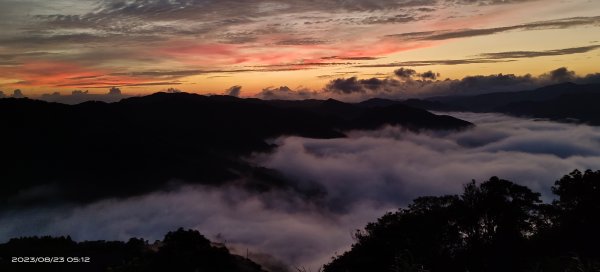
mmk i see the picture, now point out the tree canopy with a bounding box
[324,170,600,272]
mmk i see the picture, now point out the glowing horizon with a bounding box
[0,0,599,98]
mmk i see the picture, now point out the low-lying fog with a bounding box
[3,112,600,271]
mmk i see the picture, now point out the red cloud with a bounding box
[158,37,436,68]
[1,37,437,90]
[3,61,156,88]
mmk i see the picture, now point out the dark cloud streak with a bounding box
[356,59,514,68]
[478,45,600,59]
[356,45,600,68]
[388,16,600,41]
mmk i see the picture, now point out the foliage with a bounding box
[324,170,600,272]
[0,228,265,272]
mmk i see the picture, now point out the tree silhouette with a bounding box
[0,228,266,272]
[550,170,600,260]
[324,171,600,272]
[2,170,600,272]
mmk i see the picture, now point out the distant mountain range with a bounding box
[402,82,600,125]
[0,93,471,208]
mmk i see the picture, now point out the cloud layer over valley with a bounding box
[2,112,600,270]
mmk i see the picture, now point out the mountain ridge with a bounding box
[0,93,472,208]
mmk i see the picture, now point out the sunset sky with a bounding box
[1,0,599,97]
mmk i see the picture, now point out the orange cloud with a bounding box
[3,61,160,88]
[158,37,437,68]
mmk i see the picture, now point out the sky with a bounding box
[3,112,600,271]
[0,0,599,97]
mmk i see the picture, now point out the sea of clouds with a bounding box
[2,112,600,271]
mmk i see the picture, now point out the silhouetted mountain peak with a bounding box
[534,81,578,91]
[357,98,401,108]
[324,97,342,103]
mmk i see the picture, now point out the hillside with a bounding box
[0,228,266,272]
[0,93,472,208]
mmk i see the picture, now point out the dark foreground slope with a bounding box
[0,228,265,272]
[2,170,599,272]
[0,93,471,207]
[324,169,600,272]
